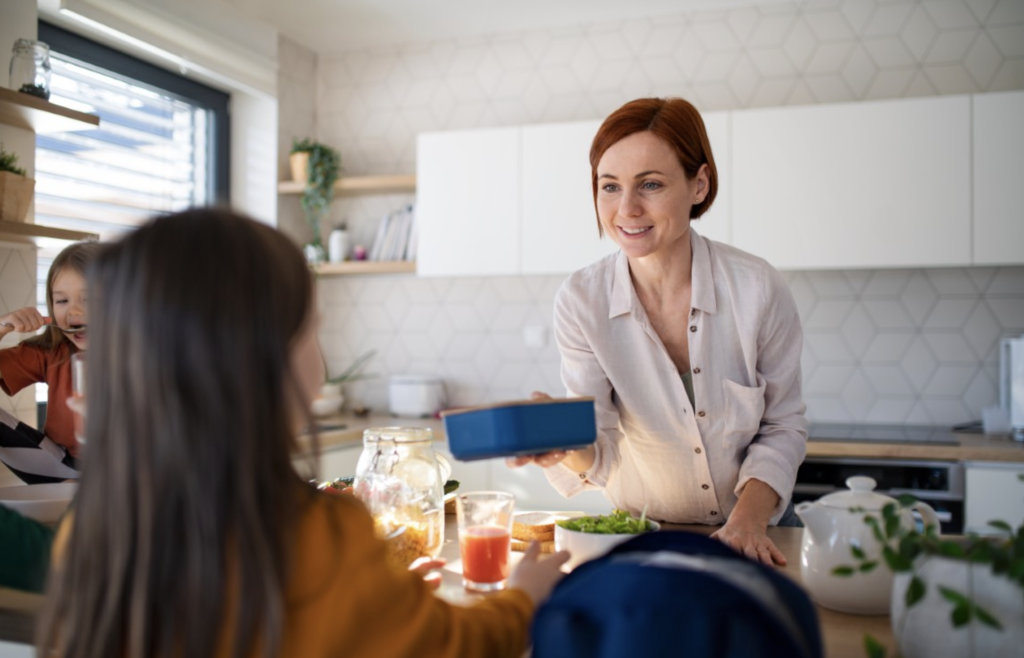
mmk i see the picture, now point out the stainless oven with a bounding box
[793,457,965,534]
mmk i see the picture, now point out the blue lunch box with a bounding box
[441,397,596,461]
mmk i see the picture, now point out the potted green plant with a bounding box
[290,137,341,264]
[0,143,34,223]
[834,476,1024,658]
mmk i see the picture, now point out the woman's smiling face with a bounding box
[52,268,88,350]
[596,131,708,260]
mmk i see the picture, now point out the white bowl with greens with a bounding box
[554,510,660,570]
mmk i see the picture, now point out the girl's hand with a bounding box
[0,308,49,335]
[409,556,446,590]
[508,541,570,605]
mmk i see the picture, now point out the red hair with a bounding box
[590,97,718,235]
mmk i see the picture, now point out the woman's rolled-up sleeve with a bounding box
[544,282,623,497]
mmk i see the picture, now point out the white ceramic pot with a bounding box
[795,476,940,615]
[891,556,1024,658]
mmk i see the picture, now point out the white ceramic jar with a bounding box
[795,476,940,615]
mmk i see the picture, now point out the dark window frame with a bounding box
[38,21,231,204]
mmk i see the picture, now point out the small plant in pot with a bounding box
[0,143,35,223]
[313,350,377,417]
[290,137,341,265]
[834,475,1024,658]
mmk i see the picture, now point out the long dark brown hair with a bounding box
[37,208,318,658]
[23,241,103,353]
[589,97,719,235]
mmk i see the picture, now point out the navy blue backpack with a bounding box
[531,531,823,658]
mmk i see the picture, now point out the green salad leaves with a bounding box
[556,509,654,535]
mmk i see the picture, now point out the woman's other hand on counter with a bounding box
[711,521,787,567]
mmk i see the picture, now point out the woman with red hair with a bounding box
[512,98,807,567]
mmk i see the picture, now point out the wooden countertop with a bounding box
[437,517,894,658]
[311,412,1024,463]
[807,430,1024,462]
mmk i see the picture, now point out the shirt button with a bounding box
[694,447,702,454]
[690,309,696,316]
[710,510,718,516]
[693,367,701,374]
[698,411,706,418]
[701,484,709,490]
[578,472,587,480]
[689,326,697,333]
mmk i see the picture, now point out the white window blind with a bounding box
[35,50,212,245]
[32,28,226,403]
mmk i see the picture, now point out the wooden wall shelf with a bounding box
[314,260,416,276]
[278,174,416,197]
[0,220,98,244]
[0,87,100,134]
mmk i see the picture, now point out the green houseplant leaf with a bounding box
[290,137,341,255]
[0,144,28,177]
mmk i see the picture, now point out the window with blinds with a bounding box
[32,22,229,406]
[34,21,229,305]
[35,54,211,240]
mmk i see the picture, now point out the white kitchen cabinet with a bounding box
[304,443,363,482]
[520,120,614,275]
[434,444,492,493]
[964,461,1024,535]
[973,90,1024,266]
[732,95,971,270]
[416,127,520,277]
[489,462,613,514]
[690,110,731,245]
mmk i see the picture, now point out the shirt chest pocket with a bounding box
[720,378,767,442]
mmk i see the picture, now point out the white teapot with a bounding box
[795,475,940,615]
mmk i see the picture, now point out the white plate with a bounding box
[0,482,77,524]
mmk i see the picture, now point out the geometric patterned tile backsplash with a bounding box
[319,265,1024,426]
[278,0,1024,427]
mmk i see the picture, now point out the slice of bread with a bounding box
[513,512,559,541]
[511,539,555,554]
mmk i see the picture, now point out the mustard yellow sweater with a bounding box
[54,493,534,657]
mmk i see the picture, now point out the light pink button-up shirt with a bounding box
[545,229,807,525]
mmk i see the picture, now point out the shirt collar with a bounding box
[607,228,719,320]
[690,229,718,315]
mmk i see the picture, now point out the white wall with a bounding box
[282,0,1024,426]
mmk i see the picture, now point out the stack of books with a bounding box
[369,204,417,262]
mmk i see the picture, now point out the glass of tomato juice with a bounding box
[456,491,515,592]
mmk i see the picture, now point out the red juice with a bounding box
[460,525,511,586]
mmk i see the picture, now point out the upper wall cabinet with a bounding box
[973,90,1024,266]
[690,110,731,245]
[731,95,971,270]
[419,112,732,278]
[520,120,613,275]
[416,127,520,277]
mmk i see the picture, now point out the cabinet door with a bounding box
[304,444,363,482]
[973,91,1024,266]
[489,462,613,514]
[732,96,971,269]
[691,110,731,245]
[964,462,1024,534]
[521,120,614,275]
[416,127,520,276]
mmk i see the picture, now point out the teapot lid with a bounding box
[818,476,894,510]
